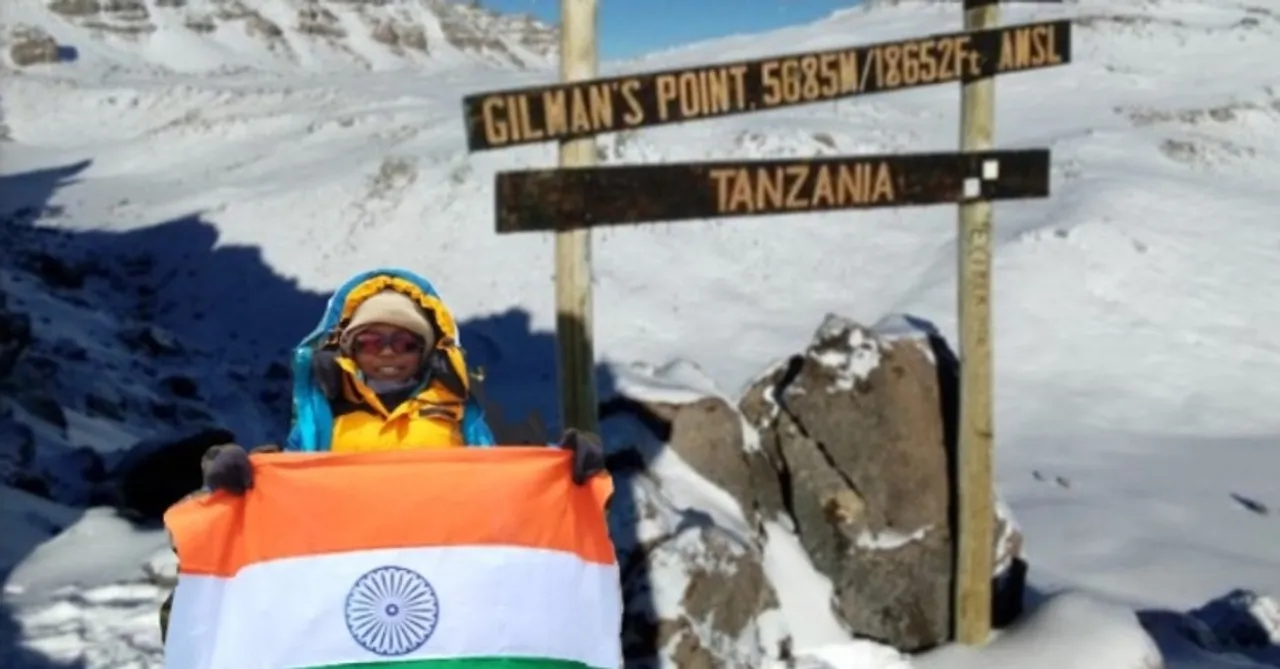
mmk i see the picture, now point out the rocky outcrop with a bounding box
[50,0,157,37]
[37,0,558,70]
[0,290,33,378]
[614,313,1027,655]
[0,210,290,515]
[604,417,786,667]
[739,314,956,650]
[6,25,61,67]
[108,427,234,521]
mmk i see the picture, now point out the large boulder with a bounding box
[739,314,953,650]
[628,314,1025,653]
[6,25,61,67]
[106,428,235,521]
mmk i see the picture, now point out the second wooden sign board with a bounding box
[463,19,1071,151]
[494,149,1051,232]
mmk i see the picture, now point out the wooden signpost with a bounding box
[461,0,1070,647]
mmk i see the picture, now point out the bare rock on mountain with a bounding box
[370,19,428,52]
[50,0,156,38]
[605,417,785,668]
[33,0,556,70]
[6,25,61,67]
[616,313,1028,653]
[108,427,236,521]
[740,314,952,650]
[0,290,33,377]
[737,314,1025,651]
[296,4,345,38]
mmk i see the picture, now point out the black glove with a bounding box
[201,444,253,495]
[560,428,605,485]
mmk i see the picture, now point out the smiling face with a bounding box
[348,324,426,384]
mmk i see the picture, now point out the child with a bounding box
[159,268,603,641]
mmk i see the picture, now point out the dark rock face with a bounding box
[0,290,32,378]
[739,315,953,650]
[109,428,235,521]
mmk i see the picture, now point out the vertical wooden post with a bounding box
[555,0,600,434]
[954,0,998,646]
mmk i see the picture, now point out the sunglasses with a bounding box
[350,330,425,355]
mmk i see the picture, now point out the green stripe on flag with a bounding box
[318,658,602,669]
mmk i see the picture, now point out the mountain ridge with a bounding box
[2,0,559,73]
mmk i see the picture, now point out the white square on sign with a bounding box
[982,159,999,180]
[963,177,980,198]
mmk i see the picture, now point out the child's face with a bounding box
[349,324,425,384]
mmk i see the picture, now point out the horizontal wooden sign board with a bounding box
[463,19,1071,151]
[494,148,1051,233]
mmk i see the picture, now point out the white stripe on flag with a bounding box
[164,545,622,669]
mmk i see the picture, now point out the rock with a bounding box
[149,400,181,422]
[1185,589,1280,651]
[369,20,428,51]
[725,313,1024,650]
[7,25,60,67]
[626,524,783,667]
[142,546,178,587]
[679,528,780,642]
[40,445,107,504]
[109,428,235,521]
[604,314,1027,653]
[0,290,32,378]
[604,421,784,668]
[48,0,100,17]
[15,394,68,433]
[84,384,128,421]
[0,413,36,487]
[655,397,763,519]
[48,0,155,37]
[19,250,87,289]
[119,324,181,356]
[742,315,956,650]
[296,5,345,38]
[161,374,199,399]
[51,337,89,362]
[264,361,290,380]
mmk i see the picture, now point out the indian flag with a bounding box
[163,447,622,669]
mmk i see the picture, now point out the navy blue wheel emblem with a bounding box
[344,566,440,656]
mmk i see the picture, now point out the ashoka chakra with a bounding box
[344,565,440,656]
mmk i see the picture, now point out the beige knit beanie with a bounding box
[340,290,436,350]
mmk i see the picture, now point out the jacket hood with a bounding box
[302,269,462,349]
[292,268,472,397]
[287,268,497,451]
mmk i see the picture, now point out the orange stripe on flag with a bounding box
[163,447,615,577]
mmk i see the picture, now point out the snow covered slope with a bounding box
[1,0,557,73]
[3,0,1280,667]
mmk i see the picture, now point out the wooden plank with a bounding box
[462,19,1071,151]
[554,0,600,435]
[494,149,1050,233]
[954,0,999,647]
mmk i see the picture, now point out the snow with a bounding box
[915,592,1163,669]
[855,526,933,551]
[808,316,884,392]
[760,521,852,649]
[4,0,1280,667]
